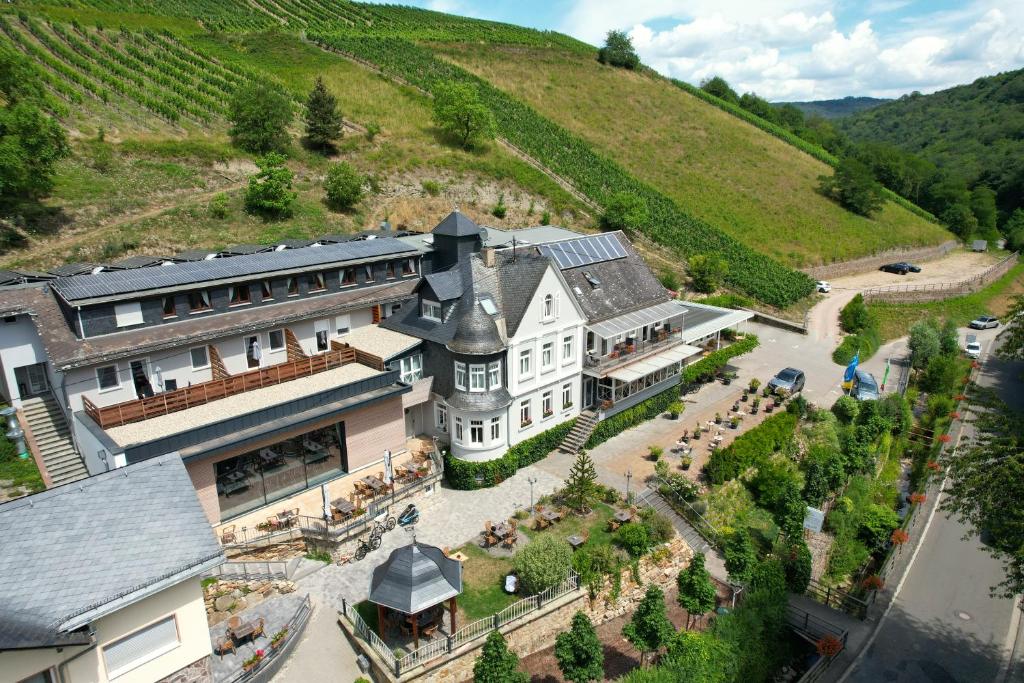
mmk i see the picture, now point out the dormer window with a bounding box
[229,284,251,306]
[162,296,176,319]
[310,272,326,292]
[542,293,555,320]
[341,267,356,286]
[261,280,274,301]
[364,265,375,283]
[402,258,416,276]
[188,290,211,313]
[386,262,396,279]
[422,300,442,321]
[286,277,299,296]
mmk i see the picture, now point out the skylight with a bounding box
[479,296,498,315]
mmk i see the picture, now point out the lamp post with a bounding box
[527,477,537,512]
[626,469,632,503]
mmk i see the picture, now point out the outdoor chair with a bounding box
[422,622,439,638]
[226,616,242,634]
[216,637,236,659]
[220,525,236,544]
[253,617,265,639]
[267,516,281,531]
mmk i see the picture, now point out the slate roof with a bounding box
[423,270,464,302]
[558,232,670,323]
[0,279,417,370]
[432,210,481,237]
[369,543,462,615]
[446,386,513,412]
[447,298,505,355]
[0,454,224,649]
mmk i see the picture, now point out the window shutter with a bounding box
[103,616,178,677]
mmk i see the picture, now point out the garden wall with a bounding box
[802,240,958,280]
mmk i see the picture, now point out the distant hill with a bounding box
[778,96,890,119]
[837,68,1024,219]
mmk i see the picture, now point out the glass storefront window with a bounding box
[215,421,347,520]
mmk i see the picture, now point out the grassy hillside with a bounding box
[839,69,1024,219]
[436,45,951,268]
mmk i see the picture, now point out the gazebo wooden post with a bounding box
[377,604,386,639]
[449,597,457,634]
[412,611,419,649]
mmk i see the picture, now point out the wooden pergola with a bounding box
[368,542,463,649]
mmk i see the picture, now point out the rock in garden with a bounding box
[214,595,234,612]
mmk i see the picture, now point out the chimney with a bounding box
[481,246,496,268]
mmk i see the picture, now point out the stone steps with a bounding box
[21,395,88,487]
[559,410,599,454]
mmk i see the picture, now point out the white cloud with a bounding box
[560,0,1024,100]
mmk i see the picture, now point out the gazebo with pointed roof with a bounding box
[368,542,463,648]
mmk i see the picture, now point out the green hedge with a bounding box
[705,412,798,484]
[444,418,576,490]
[585,386,679,449]
[682,335,760,384]
[831,325,881,365]
[670,79,938,224]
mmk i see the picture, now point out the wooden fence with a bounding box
[802,240,958,280]
[862,252,1018,303]
[84,347,357,429]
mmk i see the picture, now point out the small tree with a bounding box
[622,585,674,666]
[784,540,813,593]
[600,191,648,233]
[616,522,652,557]
[473,630,529,683]
[723,528,757,583]
[687,254,728,293]
[244,153,296,217]
[555,611,604,683]
[700,75,739,104]
[839,294,871,333]
[564,450,599,513]
[818,156,884,217]
[229,82,293,154]
[677,553,716,629]
[323,161,364,211]
[908,319,941,369]
[597,30,640,69]
[304,76,343,151]
[941,203,979,240]
[513,534,572,594]
[432,80,495,149]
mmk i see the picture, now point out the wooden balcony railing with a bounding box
[84,347,358,430]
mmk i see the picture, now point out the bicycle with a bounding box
[354,533,382,561]
[369,513,397,541]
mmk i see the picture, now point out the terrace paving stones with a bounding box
[208,592,306,682]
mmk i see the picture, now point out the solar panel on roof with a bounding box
[53,238,417,302]
[537,234,627,269]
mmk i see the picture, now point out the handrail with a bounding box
[584,331,685,372]
[85,347,358,429]
[650,475,721,548]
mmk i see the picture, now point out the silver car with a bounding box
[852,369,879,401]
[768,367,805,394]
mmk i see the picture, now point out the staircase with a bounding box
[636,486,712,556]
[559,410,599,454]
[21,395,88,487]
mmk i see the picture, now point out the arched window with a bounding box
[543,294,554,319]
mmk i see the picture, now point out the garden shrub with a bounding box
[801,445,846,506]
[832,325,881,365]
[514,534,573,594]
[444,419,575,489]
[705,412,798,484]
[723,528,758,582]
[859,504,900,552]
[681,335,759,384]
[920,354,961,395]
[616,523,652,557]
[585,388,676,448]
[783,540,813,593]
[644,513,675,544]
[831,395,859,424]
[839,294,872,334]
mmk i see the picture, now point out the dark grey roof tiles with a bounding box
[447,298,505,355]
[432,210,480,237]
[0,454,224,649]
[369,543,462,614]
[445,386,513,412]
[424,270,464,302]
[493,251,550,337]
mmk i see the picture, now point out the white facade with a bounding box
[0,314,50,408]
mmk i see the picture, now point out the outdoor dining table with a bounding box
[361,476,387,495]
[277,510,296,526]
[540,510,562,524]
[229,620,259,644]
[332,498,355,516]
[492,523,513,539]
[567,534,586,550]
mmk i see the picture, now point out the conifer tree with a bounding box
[564,450,598,513]
[555,611,604,683]
[473,630,528,683]
[304,76,343,151]
[676,553,717,629]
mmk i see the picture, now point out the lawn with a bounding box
[0,421,44,498]
[869,262,1024,340]
[438,44,952,268]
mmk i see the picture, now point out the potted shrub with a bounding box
[774,395,783,407]
[715,412,722,424]
[692,424,701,440]
[765,401,774,413]
[667,401,683,419]
[751,397,760,414]
[648,445,663,461]
[243,650,265,672]
[762,385,771,398]
[721,372,732,385]
[730,416,740,429]
[741,390,748,402]
[731,401,740,412]
[680,456,692,470]
[270,628,288,650]
[749,378,761,394]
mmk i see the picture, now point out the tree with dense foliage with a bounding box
[597,30,640,69]
[750,459,806,537]
[677,553,717,628]
[1004,209,1024,251]
[941,203,979,240]
[700,76,738,104]
[662,630,734,683]
[323,161,364,210]
[616,521,652,557]
[622,585,674,666]
[818,156,884,217]
[229,82,293,154]
[244,153,296,217]
[513,534,572,594]
[723,528,758,583]
[473,630,529,683]
[0,47,69,206]
[555,611,604,683]
[997,295,1024,361]
[839,294,871,333]
[831,395,860,424]
[784,540,813,593]
[943,392,1024,598]
[908,319,942,369]
[564,451,598,513]
[431,80,495,149]
[970,186,999,237]
[687,254,728,293]
[304,76,343,150]
[600,191,648,233]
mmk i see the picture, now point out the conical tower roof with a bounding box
[446,297,504,355]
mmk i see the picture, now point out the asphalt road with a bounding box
[843,328,1022,683]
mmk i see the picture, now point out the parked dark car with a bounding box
[880,262,921,275]
[969,315,1000,330]
[852,369,879,401]
[767,367,805,394]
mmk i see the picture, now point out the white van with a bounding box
[965,334,981,359]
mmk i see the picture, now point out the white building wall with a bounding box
[0,314,48,407]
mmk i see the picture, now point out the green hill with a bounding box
[838,69,1024,220]
[0,0,949,307]
[778,96,890,119]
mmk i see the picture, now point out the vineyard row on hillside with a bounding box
[310,32,816,307]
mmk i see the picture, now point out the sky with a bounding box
[388,0,1024,101]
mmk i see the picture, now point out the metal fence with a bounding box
[804,579,870,620]
[801,240,958,280]
[862,252,1018,303]
[786,603,849,683]
[342,570,581,677]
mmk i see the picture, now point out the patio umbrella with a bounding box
[322,483,331,521]
[383,449,393,485]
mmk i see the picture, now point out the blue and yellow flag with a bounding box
[842,352,859,390]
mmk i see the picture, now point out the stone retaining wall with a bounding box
[157,656,212,683]
[801,240,958,280]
